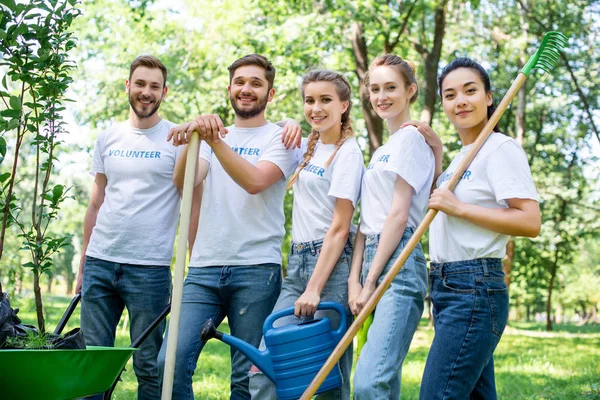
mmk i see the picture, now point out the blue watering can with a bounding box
[200,301,348,400]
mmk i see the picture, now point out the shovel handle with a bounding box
[161,132,201,400]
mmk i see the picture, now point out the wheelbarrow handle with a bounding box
[103,303,171,400]
[130,303,171,349]
[53,293,82,335]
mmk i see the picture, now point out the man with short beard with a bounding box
[157,54,299,400]
[76,55,182,400]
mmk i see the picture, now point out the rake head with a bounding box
[521,31,568,76]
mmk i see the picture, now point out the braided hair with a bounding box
[287,70,355,190]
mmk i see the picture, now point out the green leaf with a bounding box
[1,74,7,90]
[6,118,18,131]
[52,184,64,201]
[0,136,5,158]
[0,172,10,183]
[0,109,20,118]
[9,95,21,110]
[0,0,16,11]
[23,13,41,20]
[22,262,36,269]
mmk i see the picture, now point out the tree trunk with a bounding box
[502,239,514,290]
[419,0,448,125]
[515,297,521,322]
[526,304,531,322]
[516,0,529,145]
[46,275,53,294]
[545,151,576,331]
[426,292,433,327]
[16,268,23,294]
[577,302,589,326]
[546,252,560,331]
[65,265,75,295]
[502,1,529,295]
[33,269,46,333]
[351,22,384,157]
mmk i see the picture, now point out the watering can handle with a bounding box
[263,301,348,342]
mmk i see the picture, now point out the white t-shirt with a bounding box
[189,122,298,267]
[291,138,364,243]
[360,126,434,235]
[86,119,182,265]
[430,132,538,263]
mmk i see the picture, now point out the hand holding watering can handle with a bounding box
[263,301,348,342]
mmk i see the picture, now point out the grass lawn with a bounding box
[10,295,600,399]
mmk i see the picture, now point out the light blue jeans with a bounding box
[353,228,428,400]
[80,256,171,400]
[249,238,354,400]
[157,264,282,400]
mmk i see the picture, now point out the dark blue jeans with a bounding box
[157,264,282,400]
[420,258,509,400]
[80,256,171,400]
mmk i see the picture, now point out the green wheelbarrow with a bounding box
[0,294,170,400]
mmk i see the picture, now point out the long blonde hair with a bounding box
[287,70,355,189]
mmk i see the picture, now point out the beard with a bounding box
[229,92,269,119]
[129,93,162,119]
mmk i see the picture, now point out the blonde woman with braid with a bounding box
[249,70,364,400]
[348,55,436,399]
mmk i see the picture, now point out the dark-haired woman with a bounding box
[418,58,541,399]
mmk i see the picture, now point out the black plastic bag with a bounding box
[0,292,85,349]
[49,328,86,349]
[0,291,28,347]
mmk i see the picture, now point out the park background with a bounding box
[0,0,599,398]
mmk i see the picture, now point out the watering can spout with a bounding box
[200,319,276,382]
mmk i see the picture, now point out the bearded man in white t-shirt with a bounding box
[157,54,298,400]
[76,55,184,400]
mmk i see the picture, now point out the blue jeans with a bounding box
[248,238,354,400]
[420,258,509,400]
[157,264,282,400]
[353,228,428,400]
[80,256,171,400]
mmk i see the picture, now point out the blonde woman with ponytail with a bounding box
[249,70,364,400]
[348,55,437,399]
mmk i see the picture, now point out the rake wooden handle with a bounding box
[161,132,200,400]
[300,73,527,399]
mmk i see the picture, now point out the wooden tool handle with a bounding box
[161,132,200,400]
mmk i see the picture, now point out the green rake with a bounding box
[300,31,568,400]
[522,31,567,75]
